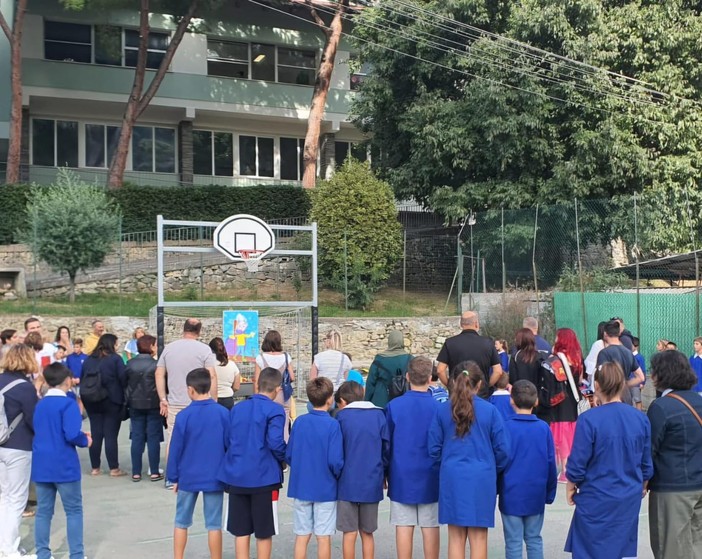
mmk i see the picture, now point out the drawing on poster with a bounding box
[223,311,259,363]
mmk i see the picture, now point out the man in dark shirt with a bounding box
[436,311,501,396]
[611,317,635,351]
[523,316,552,353]
[596,320,645,405]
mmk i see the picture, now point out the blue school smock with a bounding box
[167,399,229,492]
[428,397,509,527]
[488,391,516,421]
[32,390,88,483]
[564,403,653,559]
[499,350,509,372]
[386,390,439,504]
[286,409,344,502]
[498,414,557,517]
[217,394,286,489]
[690,354,702,392]
[336,402,389,503]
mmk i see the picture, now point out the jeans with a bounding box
[501,512,545,559]
[0,448,32,555]
[35,481,84,559]
[86,399,122,470]
[129,408,163,476]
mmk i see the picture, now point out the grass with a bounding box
[3,288,453,317]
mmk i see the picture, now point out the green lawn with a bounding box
[3,288,452,317]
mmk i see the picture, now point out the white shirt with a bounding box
[215,361,240,399]
[313,350,352,391]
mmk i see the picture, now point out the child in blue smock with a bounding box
[428,361,509,559]
[217,367,287,559]
[489,373,516,420]
[167,368,229,559]
[564,362,653,559]
[31,363,91,559]
[498,380,557,559]
[386,356,440,559]
[286,377,344,559]
[336,380,389,559]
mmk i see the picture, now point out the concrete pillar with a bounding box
[19,107,29,183]
[178,120,193,185]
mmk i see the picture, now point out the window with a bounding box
[32,119,78,167]
[85,124,121,168]
[280,137,305,180]
[132,126,176,173]
[193,130,233,176]
[277,47,316,85]
[95,25,122,66]
[335,141,368,166]
[251,43,275,81]
[239,136,274,177]
[207,40,249,79]
[44,21,91,63]
[124,29,169,69]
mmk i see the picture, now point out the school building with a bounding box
[0,0,367,186]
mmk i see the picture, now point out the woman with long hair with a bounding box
[0,345,39,558]
[254,330,295,440]
[583,321,607,386]
[81,333,127,477]
[565,362,653,558]
[124,327,145,361]
[429,361,509,559]
[209,336,240,410]
[310,330,352,393]
[551,328,584,482]
[54,325,72,354]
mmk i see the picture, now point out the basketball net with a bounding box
[239,250,264,273]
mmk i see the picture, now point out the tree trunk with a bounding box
[302,0,348,189]
[0,0,28,184]
[68,272,76,303]
[106,0,200,188]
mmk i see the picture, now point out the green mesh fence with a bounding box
[554,292,702,364]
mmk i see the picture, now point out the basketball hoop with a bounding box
[239,249,264,273]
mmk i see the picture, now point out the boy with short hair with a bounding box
[498,380,557,559]
[689,336,702,395]
[167,368,229,559]
[336,380,389,559]
[65,339,87,380]
[632,337,647,410]
[31,363,91,559]
[286,377,344,559]
[218,367,286,559]
[385,356,440,559]
[489,373,515,420]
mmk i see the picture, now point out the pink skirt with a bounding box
[550,421,577,464]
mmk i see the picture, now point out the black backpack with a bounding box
[80,358,108,403]
[380,354,413,401]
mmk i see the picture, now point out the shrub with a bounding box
[0,184,34,244]
[556,266,632,292]
[310,160,402,309]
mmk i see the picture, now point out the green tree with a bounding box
[22,169,122,302]
[310,160,402,308]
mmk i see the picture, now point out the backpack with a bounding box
[80,358,108,404]
[0,379,27,445]
[538,354,569,408]
[261,353,294,401]
[380,354,413,401]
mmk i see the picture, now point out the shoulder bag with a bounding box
[665,393,702,427]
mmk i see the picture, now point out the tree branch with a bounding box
[137,0,200,116]
[0,9,11,42]
[305,0,330,36]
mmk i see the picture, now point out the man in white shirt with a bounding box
[24,317,56,366]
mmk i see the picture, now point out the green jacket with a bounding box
[364,353,413,409]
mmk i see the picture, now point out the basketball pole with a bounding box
[157,214,165,355]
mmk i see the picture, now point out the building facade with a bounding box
[0,0,366,185]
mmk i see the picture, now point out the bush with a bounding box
[556,266,632,292]
[0,183,311,243]
[310,160,402,309]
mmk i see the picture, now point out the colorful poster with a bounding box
[223,310,259,363]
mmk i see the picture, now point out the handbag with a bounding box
[559,352,591,416]
[665,393,702,427]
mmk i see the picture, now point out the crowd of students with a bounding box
[1,315,702,559]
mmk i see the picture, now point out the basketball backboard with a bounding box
[213,214,276,261]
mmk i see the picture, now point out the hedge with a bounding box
[1,184,311,244]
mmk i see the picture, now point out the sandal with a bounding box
[109,469,127,477]
[90,469,101,476]
[132,475,142,482]
[150,473,164,482]
[22,509,36,518]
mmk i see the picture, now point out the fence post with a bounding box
[344,230,348,313]
[118,218,123,315]
[501,207,506,305]
[684,187,700,336]
[457,237,464,313]
[402,228,407,300]
[634,193,641,340]
[575,198,588,347]
[532,205,540,316]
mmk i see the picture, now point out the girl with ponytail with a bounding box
[429,361,510,559]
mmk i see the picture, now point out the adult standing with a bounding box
[155,319,216,487]
[124,334,163,482]
[436,312,501,397]
[611,317,635,351]
[647,350,702,559]
[596,320,645,405]
[81,333,127,477]
[365,330,413,409]
[254,330,295,440]
[0,329,19,360]
[82,320,105,356]
[54,326,73,354]
[310,330,351,393]
[522,317,551,353]
[24,317,56,368]
[583,322,606,387]
[508,329,547,421]
[124,327,145,361]
[209,337,240,410]
[564,362,653,559]
[0,345,39,559]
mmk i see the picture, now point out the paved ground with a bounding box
[18,408,656,559]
